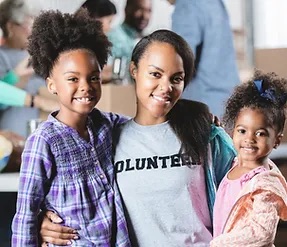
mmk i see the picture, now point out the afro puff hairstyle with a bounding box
[27,9,112,79]
[223,69,287,135]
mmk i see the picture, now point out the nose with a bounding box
[79,79,92,92]
[142,10,151,21]
[159,79,172,93]
[244,132,255,144]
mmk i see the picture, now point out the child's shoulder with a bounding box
[90,108,129,126]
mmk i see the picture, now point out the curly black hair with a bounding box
[223,69,287,135]
[27,9,112,79]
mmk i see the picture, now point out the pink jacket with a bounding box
[210,160,287,247]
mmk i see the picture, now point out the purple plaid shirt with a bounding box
[12,109,131,246]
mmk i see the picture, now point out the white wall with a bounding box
[2,0,286,49]
[253,0,287,48]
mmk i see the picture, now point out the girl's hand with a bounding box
[40,211,78,246]
[211,114,221,127]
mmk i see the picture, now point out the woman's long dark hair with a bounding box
[168,99,212,165]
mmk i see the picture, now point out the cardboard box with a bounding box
[255,48,287,142]
[96,83,136,117]
[38,84,136,119]
[255,48,287,78]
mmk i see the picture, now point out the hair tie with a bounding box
[254,79,287,106]
[254,79,276,103]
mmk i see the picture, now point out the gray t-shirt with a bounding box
[0,47,45,137]
[114,120,212,247]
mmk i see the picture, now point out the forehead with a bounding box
[138,42,184,70]
[131,0,151,9]
[53,49,99,69]
[142,42,178,59]
[236,108,269,126]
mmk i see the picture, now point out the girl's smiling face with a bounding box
[131,42,185,125]
[232,107,282,166]
[47,48,102,125]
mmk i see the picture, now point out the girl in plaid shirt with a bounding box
[11,10,130,247]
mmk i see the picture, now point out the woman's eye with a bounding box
[150,72,161,78]
[173,77,184,84]
[91,76,101,82]
[67,77,78,82]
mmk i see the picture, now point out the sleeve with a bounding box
[205,125,236,221]
[1,70,19,85]
[105,111,130,128]
[210,125,236,185]
[0,50,10,78]
[0,81,26,106]
[171,0,205,58]
[11,133,53,246]
[210,190,282,247]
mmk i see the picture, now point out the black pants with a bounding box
[0,192,17,247]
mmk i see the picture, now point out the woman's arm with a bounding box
[0,81,27,106]
[0,80,59,111]
[40,211,78,246]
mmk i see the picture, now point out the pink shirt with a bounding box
[213,161,267,237]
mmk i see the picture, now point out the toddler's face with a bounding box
[47,48,102,122]
[232,107,281,165]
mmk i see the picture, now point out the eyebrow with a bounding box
[236,124,269,131]
[148,65,184,75]
[148,65,164,72]
[63,70,100,75]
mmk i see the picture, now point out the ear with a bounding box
[274,133,283,149]
[46,77,57,95]
[129,62,137,80]
[6,21,14,38]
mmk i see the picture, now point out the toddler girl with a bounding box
[211,70,287,246]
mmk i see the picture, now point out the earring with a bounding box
[8,31,13,38]
[274,144,279,149]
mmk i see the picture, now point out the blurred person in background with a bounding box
[79,0,117,34]
[77,0,117,83]
[108,0,152,61]
[0,0,58,138]
[168,0,240,118]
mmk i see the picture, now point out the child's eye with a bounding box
[256,131,267,137]
[237,129,246,134]
[90,76,101,82]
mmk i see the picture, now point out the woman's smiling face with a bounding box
[131,41,185,125]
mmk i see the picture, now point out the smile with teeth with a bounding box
[152,94,171,103]
[241,146,257,152]
[74,97,94,103]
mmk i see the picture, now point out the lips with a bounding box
[152,94,171,104]
[74,97,94,103]
[240,146,257,153]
